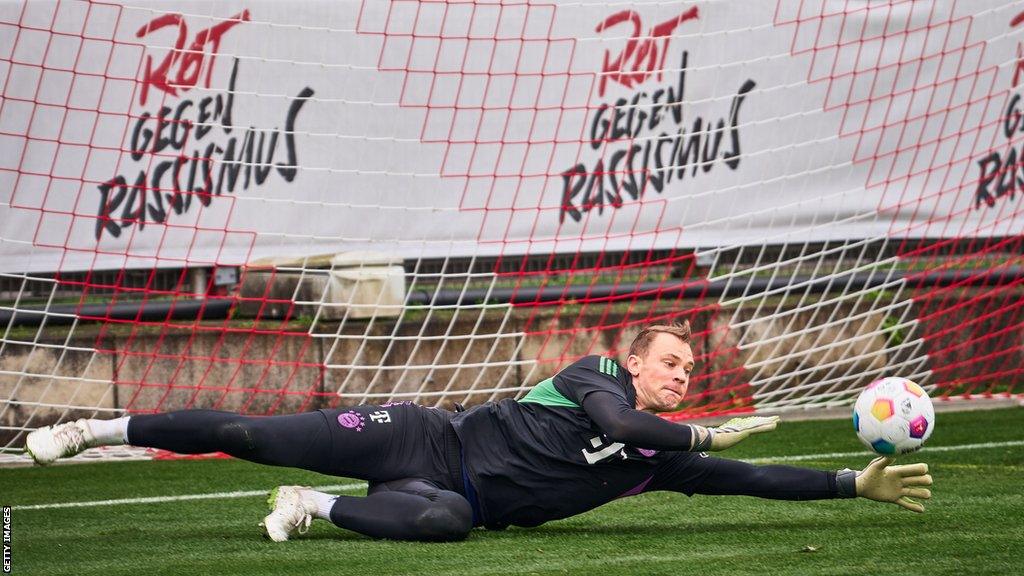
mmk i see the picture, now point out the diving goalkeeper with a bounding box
[24,322,933,542]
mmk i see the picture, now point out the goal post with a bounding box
[2,0,1023,462]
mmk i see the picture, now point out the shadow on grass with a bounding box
[289,516,892,544]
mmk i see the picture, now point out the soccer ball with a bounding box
[853,377,935,454]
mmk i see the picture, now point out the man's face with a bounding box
[627,333,694,412]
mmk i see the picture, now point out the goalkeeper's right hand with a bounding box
[854,456,933,512]
[706,415,780,451]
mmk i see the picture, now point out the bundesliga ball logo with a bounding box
[853,377,935,455]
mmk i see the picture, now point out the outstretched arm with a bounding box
[657,454,933,512]
[689,457,856,500]
[582,391,778,452]
[582,391,712,451]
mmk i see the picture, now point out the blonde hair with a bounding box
[627,322,692,359]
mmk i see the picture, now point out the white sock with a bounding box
[83,416,131,446]
[301,489,338,521]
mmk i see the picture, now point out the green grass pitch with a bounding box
[4,407,1021,576]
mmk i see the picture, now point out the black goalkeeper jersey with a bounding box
[450,355,716,529]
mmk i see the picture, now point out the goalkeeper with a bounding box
[24,323,932,542]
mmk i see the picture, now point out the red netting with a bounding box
[2,0,1022,457]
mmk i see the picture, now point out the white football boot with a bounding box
[260,486,317,542]
[24,419,96,465]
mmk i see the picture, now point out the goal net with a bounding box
[2,0,1023,462]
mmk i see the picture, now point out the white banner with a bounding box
[1,0,1023,272]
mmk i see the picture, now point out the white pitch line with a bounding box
[13,440,1024,511]
[744,439,1024,464]
[12,482,368,511]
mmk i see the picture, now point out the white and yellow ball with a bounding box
[853,377,935,454]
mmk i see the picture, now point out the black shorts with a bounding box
[318,402,463,492]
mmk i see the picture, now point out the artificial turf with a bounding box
[3,407,1021,576]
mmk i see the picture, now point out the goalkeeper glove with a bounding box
[695,415,780,451]
[852,456,933,512]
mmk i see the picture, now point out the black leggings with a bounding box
[127,408,473,542]
[339,478,472,541]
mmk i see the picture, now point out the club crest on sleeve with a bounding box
[337,411,366,432]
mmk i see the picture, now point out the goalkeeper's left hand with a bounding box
[707,415,780,451]
[854,456,933,512]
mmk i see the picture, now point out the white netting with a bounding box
[2,0,1024,463]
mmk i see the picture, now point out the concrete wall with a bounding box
[3,289,1021,448]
